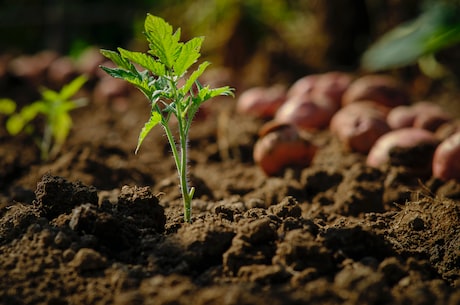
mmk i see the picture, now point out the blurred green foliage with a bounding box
[362,0,460,74]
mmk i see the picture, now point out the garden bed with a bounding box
[0,50,460,305]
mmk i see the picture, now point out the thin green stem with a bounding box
[178,118,192,222]
[163,72,192,222]
[41,121,52,161]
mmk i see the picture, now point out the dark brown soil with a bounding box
[1,53,460,305]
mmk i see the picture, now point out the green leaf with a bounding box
[41,89,60,103]
[173,36,204,76]
[60,99,87,112]
[144,14,181,68]
[100,66,151,97]
[60,75,87,100]
[100,49,133,70]
[52,112,72,144]
[196,85,234,103]
[6,102,46,135]
[180,61,210,95]
[362,2,460,71]
[20,102,46,122]
[135,111,161,154]
[0,98,16,115]
[118,48,166,76]
[6,114,25,135]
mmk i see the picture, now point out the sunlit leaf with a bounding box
[173,36,204,76]
[6,114,25,135]
[100,49,132,70]
[60,75,87,100]
[52,112,72,144]
[180,61,210,95]
[118,48,166,76]
[144,14,181,68]
[135,111,161,154]
[0,98,16,115]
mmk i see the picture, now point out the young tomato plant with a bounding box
[99,14,234,223]
[0,76,87,160]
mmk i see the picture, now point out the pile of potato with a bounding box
[237,72,460,181]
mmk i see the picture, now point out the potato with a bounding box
[310,71,353,109]
[330,101,391,153]
[274,94,337,131]
[236,84,287,119]
[386,105,417,129]
[387,101,452,131]
[287,72,353,109]
[366,128,440,169]
[412,102,452,131]
[286,75,319,99]
[253,122,317,176]
[342,74,410,108]
[432,132,460,181]
[436,119,460,140]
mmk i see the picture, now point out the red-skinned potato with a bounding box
[330,101,391,153]
[436,119,460,140]
[253,122,317,176]
[387,101,452,131]
[342,74,409,108]
[286,75,319,99]
[412,102,452,131]
[236,84,287,119]
[366,127,440,169]
[386,105,417,129]
[310,71,353,108]
[432,132,460,181]
[274,94,338,131]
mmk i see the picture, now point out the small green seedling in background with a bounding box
[100,14,234,223]
[0,75,87,160]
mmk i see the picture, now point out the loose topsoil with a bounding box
[1,53,460,305]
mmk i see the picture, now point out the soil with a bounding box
[1,53,460,305]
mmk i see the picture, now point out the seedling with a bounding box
[0,76,87,160]
[99,14,234,223]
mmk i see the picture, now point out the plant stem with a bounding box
[160,73,193,222]
[41,122,52,161]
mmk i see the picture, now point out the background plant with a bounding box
[100,14,234,223]
[0,75,87,160]
[362,0,460,77]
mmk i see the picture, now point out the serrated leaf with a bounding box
[180,61,210,95]
[118,48,166,76]
[135,111,161,154]
[144,14,181,68]
[100,49,132,70]
[0,98,16,114]
[173,37,204,76]
[60,75,87,100]
[196,85,234,103]
[100,66,151,97]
